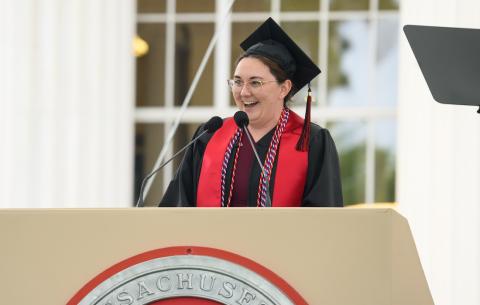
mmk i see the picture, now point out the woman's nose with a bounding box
[239,84,252,96]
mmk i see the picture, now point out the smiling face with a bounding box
[232,57,292,130]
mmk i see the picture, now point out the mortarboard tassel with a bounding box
[296,83,312,152]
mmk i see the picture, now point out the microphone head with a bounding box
[234,111,249,128]
[204,116,223,133]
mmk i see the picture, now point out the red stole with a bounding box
[196,111,308,207]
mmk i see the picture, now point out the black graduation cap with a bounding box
[404,24,480,113]
[240,17,321,97]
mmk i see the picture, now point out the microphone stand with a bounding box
[136,129,209,207]
[241,127,272,207]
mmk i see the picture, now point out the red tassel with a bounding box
[296,85,312,152]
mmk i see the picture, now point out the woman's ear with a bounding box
[280,79,293,99]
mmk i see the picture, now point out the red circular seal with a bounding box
[68,246,307,305]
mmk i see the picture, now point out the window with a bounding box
[135,0,399,206]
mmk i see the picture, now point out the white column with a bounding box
[0,0,136,207]
[398,1,480,305]
[214,0,232,111]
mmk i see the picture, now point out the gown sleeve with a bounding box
[302,125,344,207]
[159,125,207,207]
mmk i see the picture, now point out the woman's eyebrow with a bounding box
[233,75,264,80]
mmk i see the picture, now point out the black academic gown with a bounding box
[160,122,343,207]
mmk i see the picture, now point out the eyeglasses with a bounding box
[227,79,277,91]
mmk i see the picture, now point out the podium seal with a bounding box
[67,246,307,305]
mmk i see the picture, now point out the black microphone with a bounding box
[136,116,223,207]
[233,111,272,207]
[233,111,249,129]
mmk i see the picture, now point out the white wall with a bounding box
[0,0,136,207]
[398,1,480,304]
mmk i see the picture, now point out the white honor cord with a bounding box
[140,0,237,202]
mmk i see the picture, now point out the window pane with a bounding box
[281,21,320,104]
[379,0,399,10]
[134,123,164,206]
[329,0,369,10]
[373,18,399,106]
[138,0,166,13]
[231,21,262,67]
[374,119,396,203]
[173,123,201,169]
[136,23,166,106]
[231,22,263,71]
[233,0,270,12]
[175,23,215,107]
[281,0,320,11]
[328,20,370,107]
[230,22,263,106]
[328,121,366,205]
[176,0,215,12]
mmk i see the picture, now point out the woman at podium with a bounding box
[160,18,343,208]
